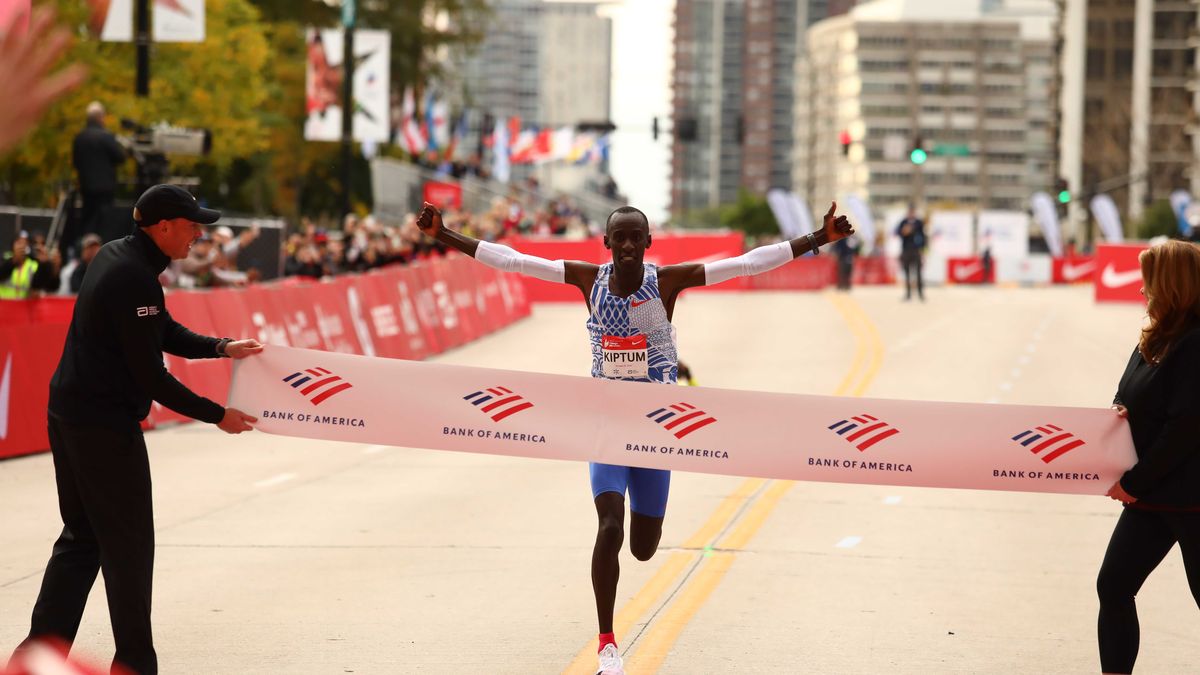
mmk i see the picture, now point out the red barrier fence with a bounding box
[0,256,531,460]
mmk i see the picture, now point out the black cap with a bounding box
[134,184,220,227]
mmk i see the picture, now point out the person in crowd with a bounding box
[72,101,127,249]
[68,233,103,294]
[895,204,926,302]
[1,230,61,298]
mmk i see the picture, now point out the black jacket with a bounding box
[49,228,227,430]
[1115,325,1200,507]
[72,121,126,194]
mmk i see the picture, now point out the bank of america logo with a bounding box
[1012,424,1086,463]
[463,386,534,422]
[828,414,900,451]
[645,402,717,439]
[282,367,353,405]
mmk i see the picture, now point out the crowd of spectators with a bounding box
[280,193,594,281]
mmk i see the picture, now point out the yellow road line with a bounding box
[561,477,765,674]
[621,293,884,673]
[829,293,869,396]
[623,552,736,675]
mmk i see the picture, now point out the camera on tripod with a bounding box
[119,119,212,191]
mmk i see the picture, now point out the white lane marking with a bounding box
[1010,368,1022,379]
[882,496,903,505]
[254,473,296,488]
[1018,355,1031,365]
[835,536,863,549]
[1026,344,1037,354]
[363,445,387,454]
[999,382,1013,392]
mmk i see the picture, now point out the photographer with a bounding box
[0,230,62,298]
[72,101,127,246]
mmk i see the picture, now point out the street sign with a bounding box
[933,144,970,157]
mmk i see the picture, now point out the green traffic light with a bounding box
[910,148,927,165]
[1057,190,1071,204]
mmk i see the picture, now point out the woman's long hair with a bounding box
[1139,240,1200,363]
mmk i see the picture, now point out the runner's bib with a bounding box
[602,335,649,379]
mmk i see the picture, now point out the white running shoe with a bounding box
[596,643,624,675]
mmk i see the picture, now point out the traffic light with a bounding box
[652,117,659,141]
[910,136,927,165]
[1055,177,1071,204]
[839,129,852,156]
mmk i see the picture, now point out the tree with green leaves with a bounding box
[1,0,272,207]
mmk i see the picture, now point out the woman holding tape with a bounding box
[418,202,852,674]
[1099,240,1200,674]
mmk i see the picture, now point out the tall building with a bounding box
[1057,0,1199,232]
[792,0,1055,214]
[670,1,847,217]
[455,1,611,126]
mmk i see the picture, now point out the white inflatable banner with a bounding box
[842,194,876,254]
[767,189,800,239]
[787,193,815,236]
[1030,192,1063,257]
[230,346,1136,496]
[1090,194,1125,243]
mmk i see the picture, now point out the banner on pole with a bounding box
[304,28,390,143]
[230,346,1136,496]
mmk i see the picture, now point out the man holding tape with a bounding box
[9,185,262,675]
[418,201,852,674]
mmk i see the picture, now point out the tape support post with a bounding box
[230,346,1136,496]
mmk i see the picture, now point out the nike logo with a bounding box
[0,353,10,440]
[1061,261,1096,282]
[953,263,983,280]
[1100,263,1142,289]
[630,298,653,308]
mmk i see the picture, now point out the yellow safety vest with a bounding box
[0,258,38,299]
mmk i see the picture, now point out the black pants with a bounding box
[900,250,923,299]
[1096,508,1200,674]
[14,415,157,675]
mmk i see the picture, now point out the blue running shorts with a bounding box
[589,463,671,518]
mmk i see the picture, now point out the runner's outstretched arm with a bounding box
[659,201,855,291]
[415,202,596,287]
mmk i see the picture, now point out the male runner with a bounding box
[417,202,852,674]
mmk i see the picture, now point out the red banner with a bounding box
[423,181,463,210]
[0,323,67,459]
[749,258,836,290]
[1052,256,1097,284]
[947,257,995,284]
[1094,244,1148,303]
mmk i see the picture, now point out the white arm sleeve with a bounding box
[475,240,566,283]
[702,241,793,286]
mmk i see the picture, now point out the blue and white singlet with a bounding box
[586,263,678,385]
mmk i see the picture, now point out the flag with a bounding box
[492,117,510,183]
[550,126,575,161]
[510,129,537,164]
[398,87,426,155]
[445,110,469,162]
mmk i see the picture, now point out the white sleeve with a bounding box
[475,240,566,283]
[702,241,793,286]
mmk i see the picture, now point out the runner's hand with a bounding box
[417,202,443,238]
[820,201,854,244]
